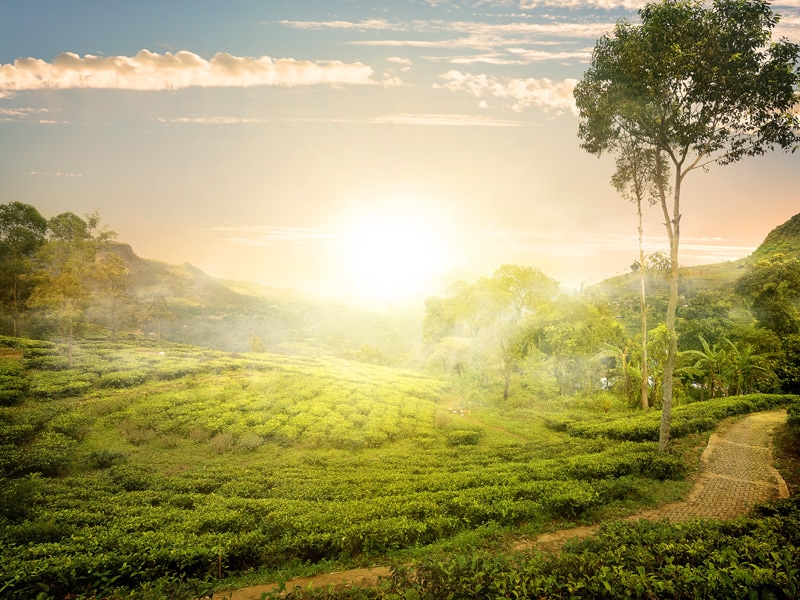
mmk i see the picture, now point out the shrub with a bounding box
[119,419,155,446]
[237,433,264,452]
[446,428,483,447]
[107,464,155,491]
[97,369,149,389]
[27,371,96,399]
[88,449,128,469]
[22,432,77,476]
[0,382,26,406]
[49,412,92,441]
[210,433,234,454]
[787,399,800,437]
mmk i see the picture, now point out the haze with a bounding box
[2,1,799,307]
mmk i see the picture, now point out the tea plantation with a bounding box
[0,336,796,598]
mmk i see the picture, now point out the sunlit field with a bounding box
[2,336,796,598]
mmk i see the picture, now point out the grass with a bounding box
[1,336,791,599]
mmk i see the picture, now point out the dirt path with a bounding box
[524,409,789,553]
[216,410,789,599]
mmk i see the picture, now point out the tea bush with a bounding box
[3,338,786,598]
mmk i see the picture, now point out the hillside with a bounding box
[100,242,422,360]
[750,212,800,261]
[594,212,800,303]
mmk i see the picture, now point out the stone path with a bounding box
[217,410,789,598]
[532,409,789,552]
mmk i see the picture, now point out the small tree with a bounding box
[0,202,48,336]
[30,212,115,365]
[575,0,800,450]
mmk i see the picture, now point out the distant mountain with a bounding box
[750,213,800,262]
[99,242,422,361]
[103,241,262,310]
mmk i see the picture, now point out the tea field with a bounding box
[0,336,795,598]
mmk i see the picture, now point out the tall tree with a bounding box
[574,0,800,450]
[424,265,558,401]
[611,137,668,410]
[94,251,132,341]
[0,202,48,336]
[30,211,115,365]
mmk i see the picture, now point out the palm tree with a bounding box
[721,338,772,396]
[683,335,727,400]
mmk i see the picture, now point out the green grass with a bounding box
[1,336,787,599]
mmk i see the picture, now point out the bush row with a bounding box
[277,495,800,600]
[548,394,797,442]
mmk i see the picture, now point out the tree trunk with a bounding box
[637,196,649,410]
[658,170,682,452]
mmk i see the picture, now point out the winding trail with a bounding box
[529,409,789,552]
[216,409,789,599]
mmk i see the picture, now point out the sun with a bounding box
[338,212,453,305]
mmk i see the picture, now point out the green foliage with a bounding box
[88,449,128,469]
[0,374,26,406]
[21,431,77,476]
[787,399,800,437]
[548,394,795,442]
[737,254,800,335]
[27,369,96,398]
[334,495,800,600]
[2,338,789,598]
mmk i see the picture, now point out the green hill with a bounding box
[100,242,422,360]
[595,213,800,304]
[749,212,800,261]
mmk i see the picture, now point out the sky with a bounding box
[1,0,799,308]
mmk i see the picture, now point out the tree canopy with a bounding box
[574,0,800,449]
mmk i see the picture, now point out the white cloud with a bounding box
[478,229,757,262]
[436,70,578,114]
[278,18,402,31]
[368,113,523,126]
[156,115,271,125]
[776,14,800,43]
[519,0,645,8]
[0,106,52,122]
[210,225,341,249]
[29,170,82,177]
[0,50,376,91]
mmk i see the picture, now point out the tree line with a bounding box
[0,202,166,361]
[421,256,800,418]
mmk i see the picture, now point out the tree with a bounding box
[611,136,668,410]
[423,265,558,401]
[0,202,48,336]
[93,251,132,341]
[736,254,800,335]
[574,0,800,450]
[30,211,115,365]
[525,293,627,395]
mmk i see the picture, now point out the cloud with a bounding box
[156,115,271,125]
[436,70,578,114]
[477,229,757,262]
[0,106,52,122]
[0,50,376,91]
[387,57,413,66]
[776,14,800,43]
[29,170,82,177]
[518,0,646,8]
[368,113,524,126]
[278,18,403,31]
